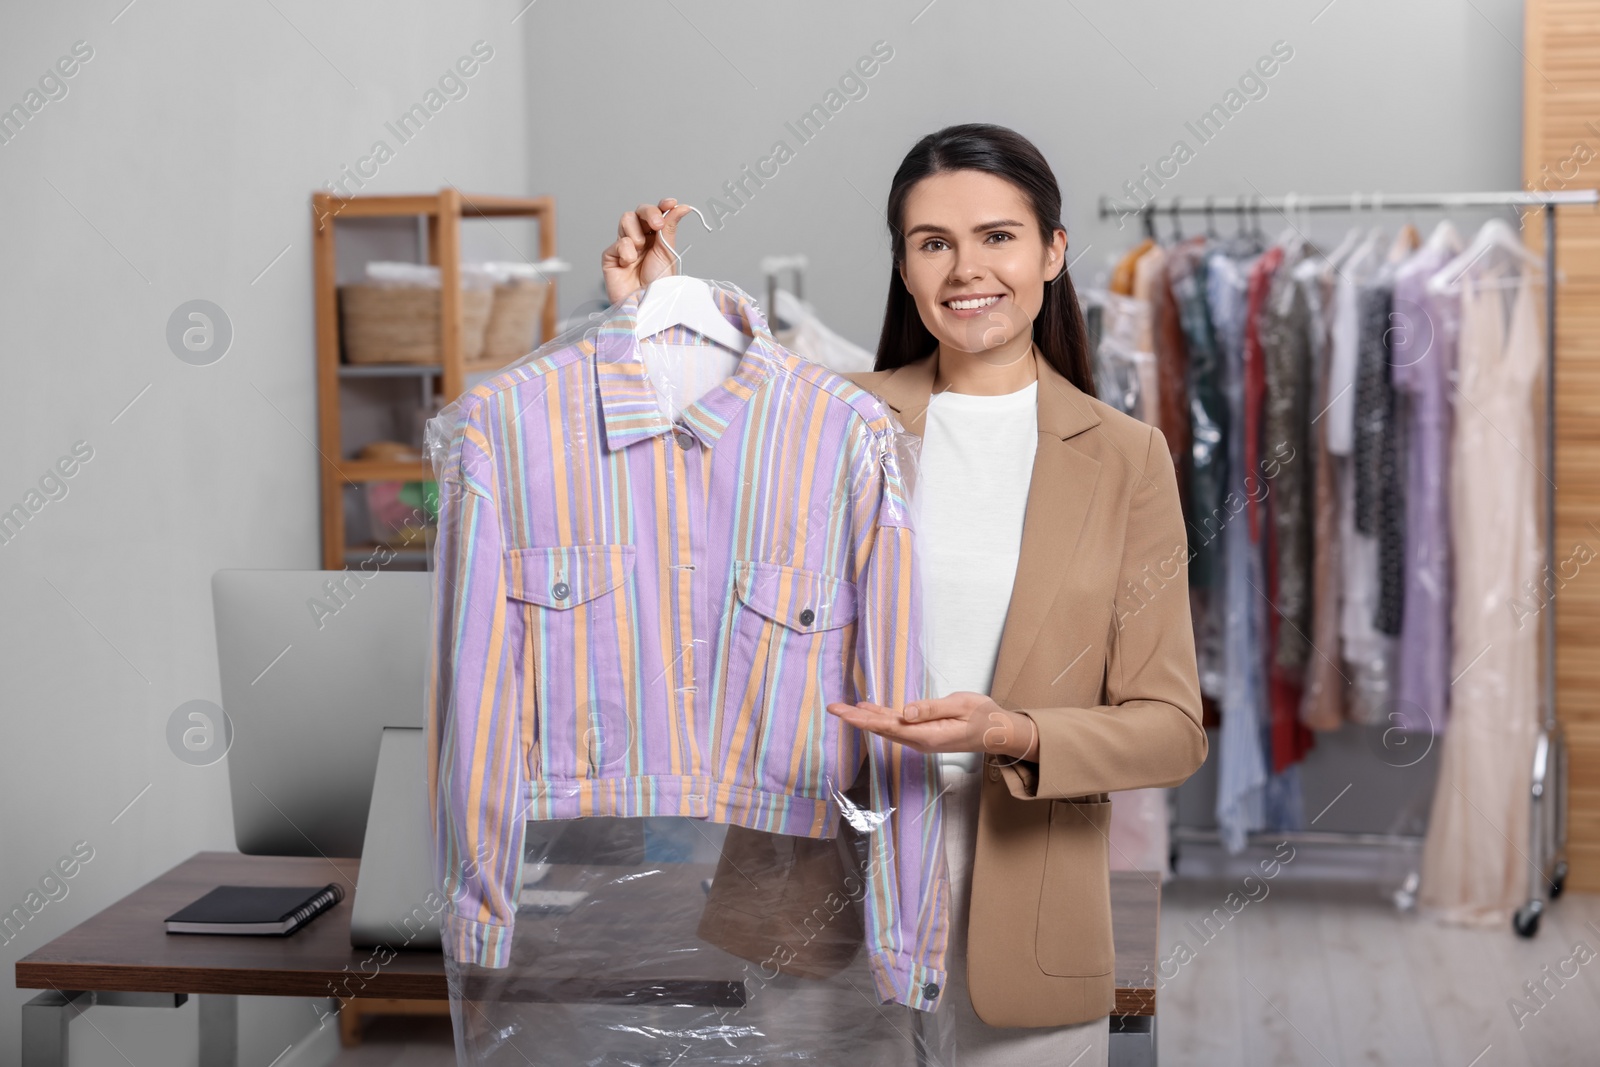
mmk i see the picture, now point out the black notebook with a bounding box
[164,883,344,935]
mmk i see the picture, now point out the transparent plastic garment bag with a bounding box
[423,277,957,1065]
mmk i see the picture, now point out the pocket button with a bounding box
[798,607,815,626]
[551,581,570,601]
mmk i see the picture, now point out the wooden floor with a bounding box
[1159,879,1600,1066]
[330,881,1600,1066]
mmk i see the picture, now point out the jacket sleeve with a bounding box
[998,424,1208,801]
[426,399,529,968]
[848,420,951,1012]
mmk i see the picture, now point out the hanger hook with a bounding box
[657,203,713,274]
[681,204,713,233]
[1170,199,1182,241]
[1205,196,1216,237]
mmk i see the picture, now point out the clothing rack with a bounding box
[1097,188,1600,935]
[759,253,808,330]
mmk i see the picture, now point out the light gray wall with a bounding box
[526,0,1526,346]
[0,0,1527,1061]
[0,2,530,1063]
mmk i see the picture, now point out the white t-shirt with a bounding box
[915,381,1039,771]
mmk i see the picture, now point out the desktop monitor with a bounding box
[212,569,431,858]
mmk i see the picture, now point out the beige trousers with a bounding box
[925,765,1110,1067]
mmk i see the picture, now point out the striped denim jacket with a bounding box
[425,283,949,1009]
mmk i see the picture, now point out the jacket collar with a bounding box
[581,283,785,451]
[870,347,1102,441]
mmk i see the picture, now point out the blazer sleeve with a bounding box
[997,424,1208,801]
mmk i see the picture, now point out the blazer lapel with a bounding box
[868,351,1104,706]
[869,352,938,437]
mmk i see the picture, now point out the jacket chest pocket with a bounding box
[717,560,857,794]
[1035,797,1115,978]
[504,543,637,779]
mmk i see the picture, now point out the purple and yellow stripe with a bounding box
[426,284,948,1009]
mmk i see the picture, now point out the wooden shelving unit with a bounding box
[311,188,557,569]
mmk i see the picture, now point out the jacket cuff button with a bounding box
[922,981,940,1000]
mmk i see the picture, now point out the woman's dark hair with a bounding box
[874,123,1095,396]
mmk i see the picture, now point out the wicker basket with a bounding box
[339,284,494,365]
[478,278,550,366]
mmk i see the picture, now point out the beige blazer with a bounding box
[844,350,1207,1028]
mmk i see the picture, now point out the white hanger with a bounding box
[1427,217,1544,295]
[1323,224,1363,270]
[634,205,752,355]
[1273,192,1307,253]
[1423,218,1463,255]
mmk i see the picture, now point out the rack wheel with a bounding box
[1551,861,1569,899]
[1514,903,1543,938]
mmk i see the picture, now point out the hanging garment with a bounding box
[1167,238,1228,702]
[1151,258,1192,512]
[1131,245,1168,415]
[1375,231,1425,645]
[1168,237,1228,588]
[426,283,949,1008]
[1264,292,1317,770]
[1419,265,1544,926]
[1351,282,1393,540]
[1109,237,1155,296]
[1086,289,1155,423]
[1376,392,1407,629]
[1389,225,1464,733]
[1326,228,1385,454]
[1242,247,1284,545]
[1356,227,1422,639]
[1295,243,1352,731]
[1244,246,1314,773]
[1352,277,1412,640]
[1207,247,1269,851]
[1327,232,1394,725]
[1259,251,1315,678]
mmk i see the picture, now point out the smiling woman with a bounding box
[598,123,1205,1067]
[830,124,1206,1065]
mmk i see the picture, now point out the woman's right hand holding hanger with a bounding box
[602,197,692,305]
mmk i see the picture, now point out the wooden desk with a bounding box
[16,851,1160,1065]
